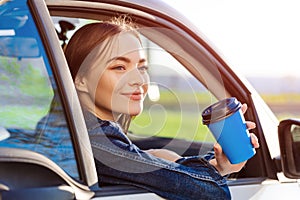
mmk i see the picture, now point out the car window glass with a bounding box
[0,0,79,179]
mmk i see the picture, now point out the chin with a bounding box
[118,101,143,116]
[128,105,143,116]
[129,109,143,116]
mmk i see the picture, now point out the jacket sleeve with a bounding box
[88,120,231,200]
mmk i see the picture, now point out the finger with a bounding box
[241,103,247,114]
[213,143,227,163]
[250,133,260,148]
[246,121,256,130]
[214,143,222,155]
[213,143,222,161]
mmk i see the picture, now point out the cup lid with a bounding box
[202,97,242,125]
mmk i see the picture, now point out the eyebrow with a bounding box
[107,56,147,64]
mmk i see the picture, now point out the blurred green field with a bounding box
[130,93,300,142]
[129,109,215,142]
[2,77,299,142]
[1,106,48,129]
[129,90,216,142]
[261,93,300,104]
[261,93,300,120]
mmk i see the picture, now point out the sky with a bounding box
[162,0,300,77]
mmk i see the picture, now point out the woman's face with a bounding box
[83,32,149,120]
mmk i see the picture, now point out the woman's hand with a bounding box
[209,103,260,176]
[145,149,182,162]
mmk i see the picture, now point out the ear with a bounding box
[74,76,89,93]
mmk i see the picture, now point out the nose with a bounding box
[128,68,147,86]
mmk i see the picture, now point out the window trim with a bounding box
[28,0,98,187]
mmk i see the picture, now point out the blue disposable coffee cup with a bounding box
[202,97,255,164]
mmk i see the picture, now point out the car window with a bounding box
[0,0,79,179]
[51,15,220,157]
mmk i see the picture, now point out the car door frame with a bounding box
[29,0,98,187]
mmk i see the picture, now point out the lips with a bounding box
[122,90,144,101]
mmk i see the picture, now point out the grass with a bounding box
[130,93,300,142]
[0,106,48,129]
[261,93,300,104]
[260,93,300,121]
[129,109,216,143]
[2,92,299,142]
[129,91,217,142]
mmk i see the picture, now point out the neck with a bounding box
[77,91,132,133]
[77,92,114,121]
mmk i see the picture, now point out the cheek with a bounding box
[95,76,113,100]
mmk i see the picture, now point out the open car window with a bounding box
[51,15,227,157]
[0,0,79,179]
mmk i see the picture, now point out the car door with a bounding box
[0,0,97,199]
[45,0,277,196]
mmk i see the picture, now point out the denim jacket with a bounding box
[84,111,231,200]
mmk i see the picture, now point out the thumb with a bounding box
[214,143,223,158]
[214,143,229,164]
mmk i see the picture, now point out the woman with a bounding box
[64,17,259,200]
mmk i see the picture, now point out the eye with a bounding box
[112,65,126,71]
[138,65,148,73]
